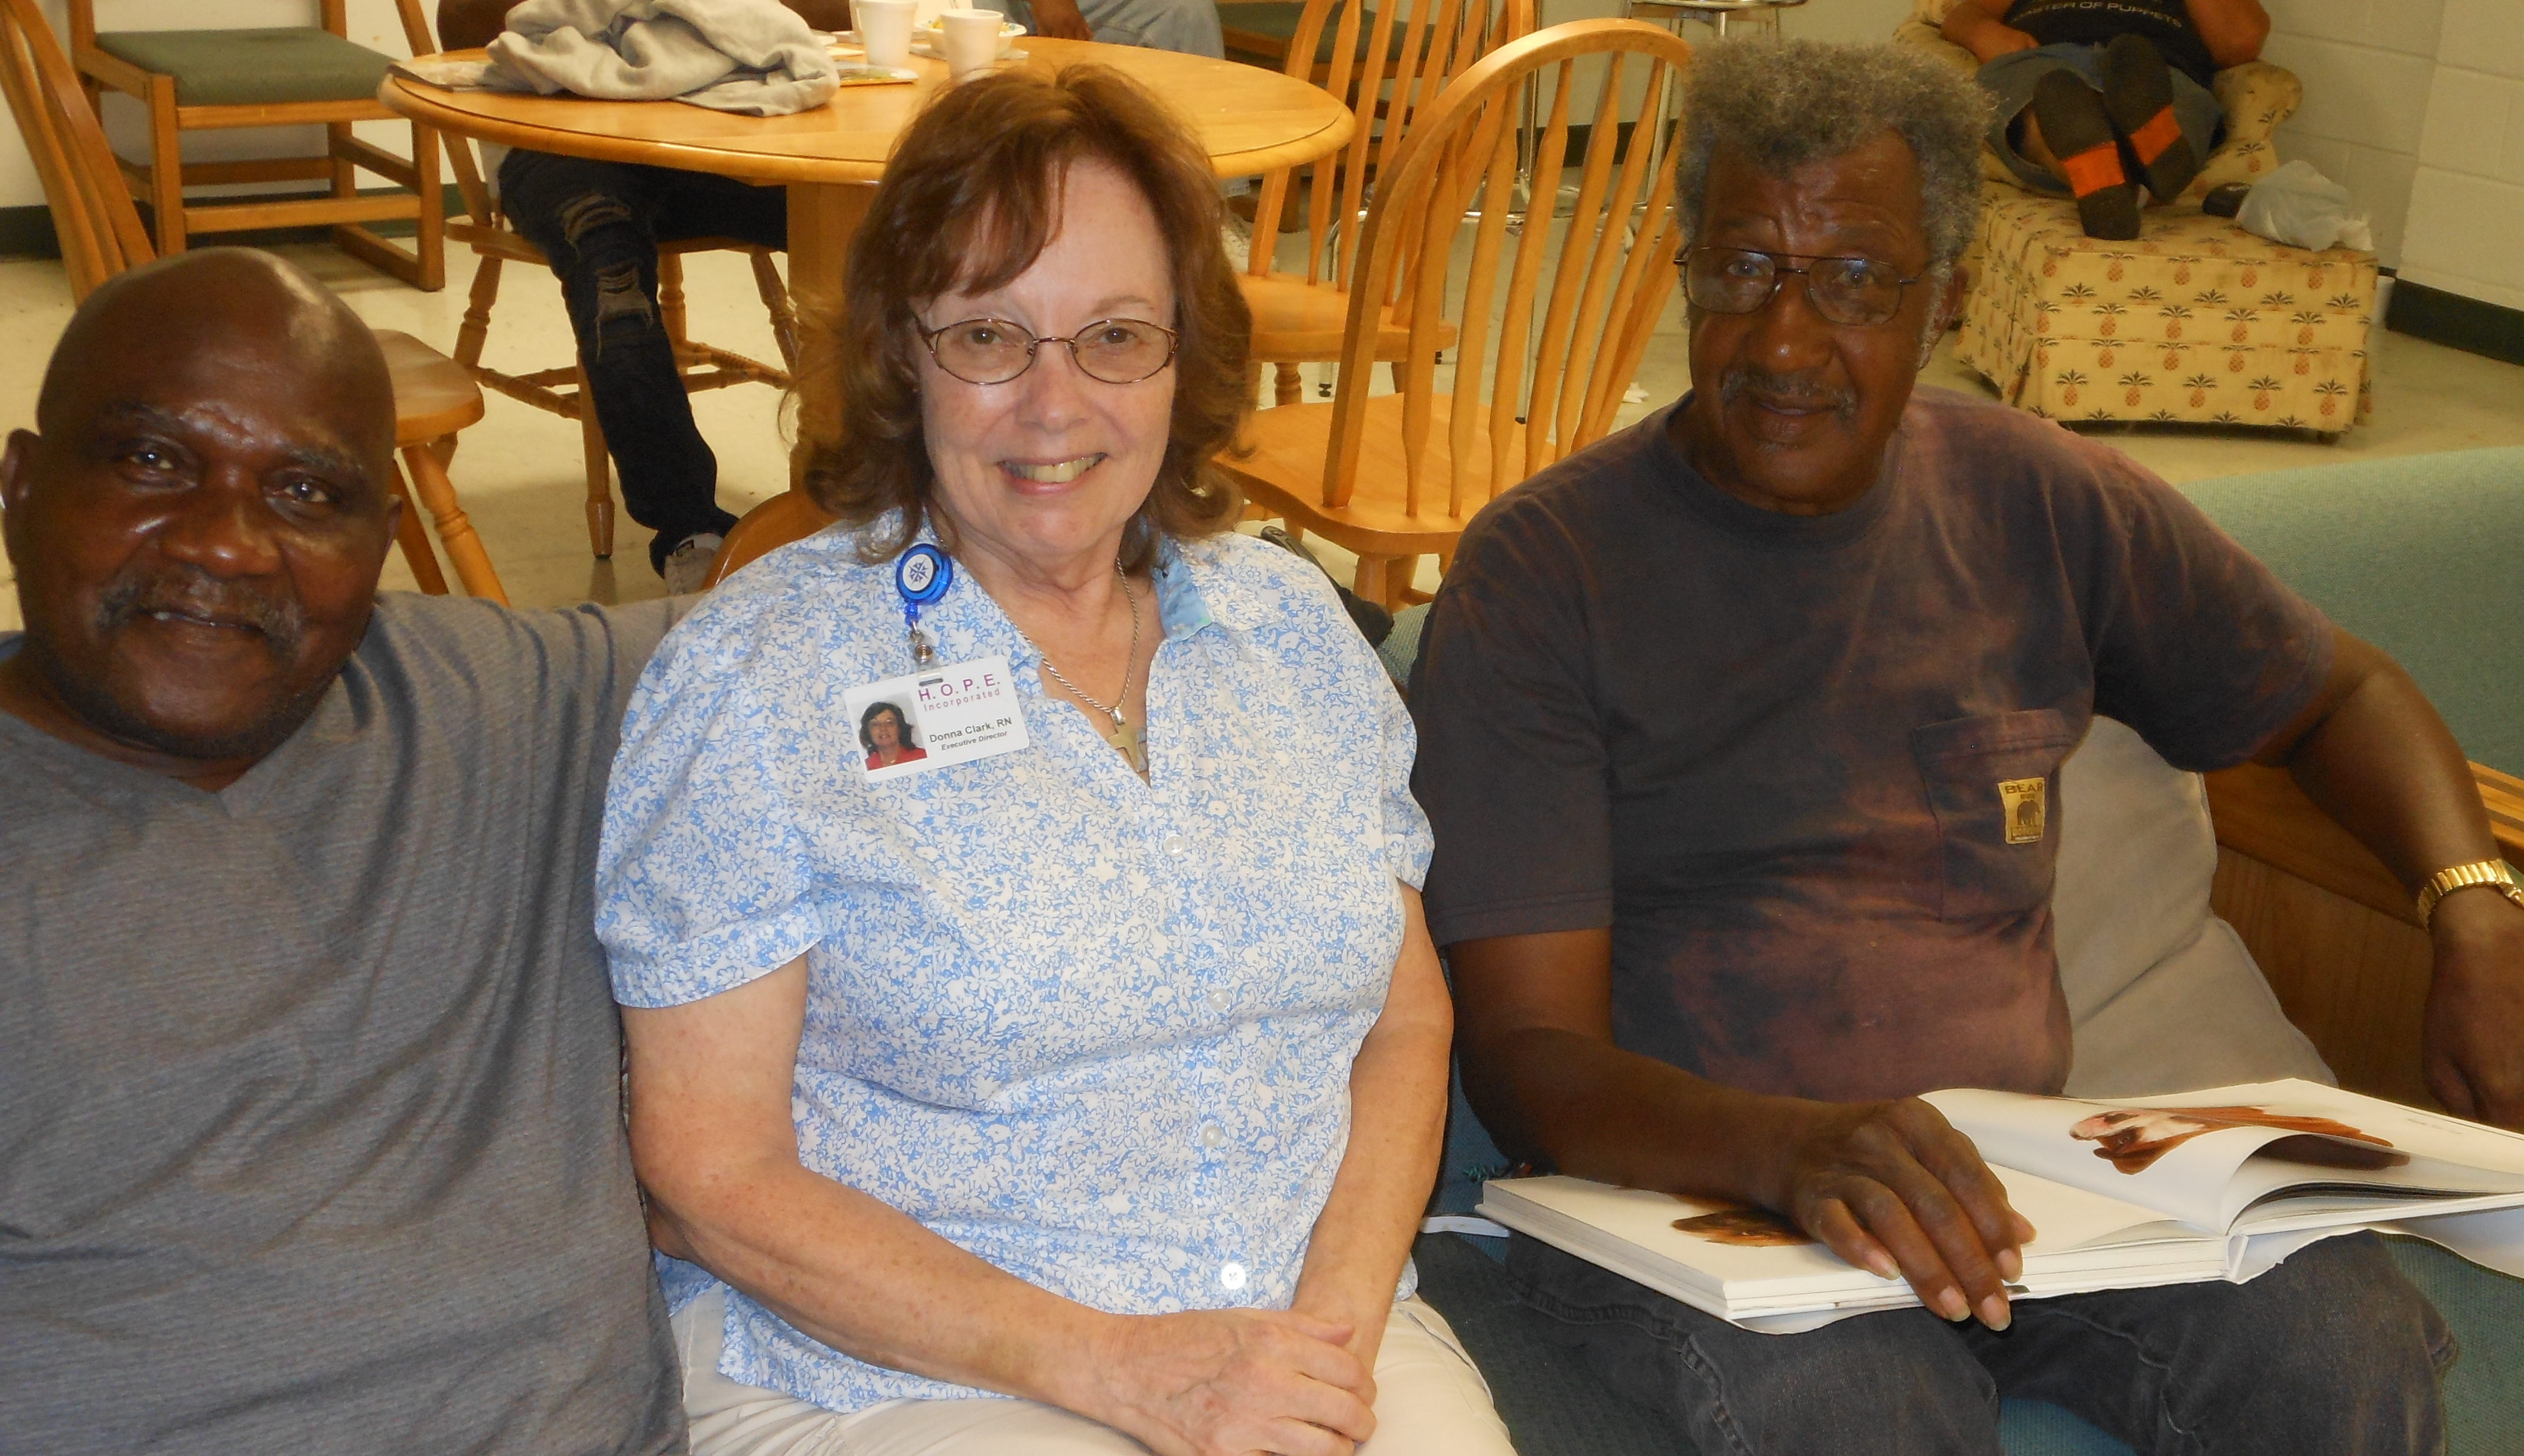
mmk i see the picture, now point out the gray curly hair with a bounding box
[1675,39,1991,312]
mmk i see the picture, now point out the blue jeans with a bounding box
[1976,43,2224,196]
[499,149,787,573]
[982,0,1222,56]
[1504,1231,2454,1455]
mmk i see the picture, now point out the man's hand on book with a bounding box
[2424,888,2524,1129]
[1770,1099,2038,1331]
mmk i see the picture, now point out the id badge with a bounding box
[843,655,1030,781]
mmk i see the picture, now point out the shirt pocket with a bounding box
[1910,709,2079,923]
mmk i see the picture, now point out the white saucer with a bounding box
[908,34,1028,58]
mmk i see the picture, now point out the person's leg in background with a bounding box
[1966,1232,2454,1456]
[499,150,786,588]
[1974,40,2222,242]
[980,0,1223,58]
[1067,0,1223,58]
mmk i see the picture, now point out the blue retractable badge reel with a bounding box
[895,543,952,666]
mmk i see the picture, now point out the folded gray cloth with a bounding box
[486,0,837,115]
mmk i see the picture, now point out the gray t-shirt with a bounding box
[0,593,688,1455]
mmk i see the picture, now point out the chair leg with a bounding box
[750,251,800,373]
[387,461,451,595]
[1384,554,1421,613]
[328,120,355,202]
[456,254,502,369]
[1352,555,1390,610]
[575,364,615,559]
[659,252,690,355]
[411,122,445,292]
[1274,361,1304,408]
[146,77,184,255]
[400,439,508,604]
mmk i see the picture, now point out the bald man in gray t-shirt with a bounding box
[0,250,686,1452]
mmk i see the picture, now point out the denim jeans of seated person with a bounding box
[1507,1232,2455,1456]
[499,149,786,574]
[671,1284,1516,1456]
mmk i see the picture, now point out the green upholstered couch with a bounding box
[1390,445,2524,1454]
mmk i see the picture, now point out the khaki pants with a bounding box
[673,1285,1516,1456]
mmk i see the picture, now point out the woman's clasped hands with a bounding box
[1085,1307,1378,1456]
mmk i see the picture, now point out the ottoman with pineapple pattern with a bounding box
[1957,196,2378,435]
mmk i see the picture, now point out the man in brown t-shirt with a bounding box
[1412,40,2518,1456]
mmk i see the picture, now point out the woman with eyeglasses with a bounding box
[594,67,1510,1456]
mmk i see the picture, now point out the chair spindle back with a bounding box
[1326,19,1691,518]
[0,0,154,301]
[1248,0,1533,300]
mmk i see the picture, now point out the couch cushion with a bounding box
[2052,717,2331,1095]
[95,28,393,109]
[2180,448,2524,776]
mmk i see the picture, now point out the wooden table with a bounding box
[382,44,1353,477]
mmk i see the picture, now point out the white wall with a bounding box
[2400,0,2524,311]
[0,0,434,213]
[2258,0,2441,269]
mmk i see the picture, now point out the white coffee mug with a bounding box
[940,8,1002,79]
[857,0,917,70]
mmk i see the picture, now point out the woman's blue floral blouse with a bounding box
[597,520,1432,1413]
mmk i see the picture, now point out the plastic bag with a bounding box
[2235,159,2375,253]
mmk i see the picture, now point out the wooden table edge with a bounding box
[380,64,1354,185]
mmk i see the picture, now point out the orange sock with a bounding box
[2125,106,2184,168]
[2057,142,2126,198]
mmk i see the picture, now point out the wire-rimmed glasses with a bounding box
[1678,246,1923,327]
[917,317,1180,386]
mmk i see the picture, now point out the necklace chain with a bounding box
[1025,559,1145,770]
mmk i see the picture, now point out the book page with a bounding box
[1926,1081,2524,1232]
[2383,1204,2524,1278]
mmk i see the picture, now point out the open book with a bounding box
[1477,1080,2524,1333]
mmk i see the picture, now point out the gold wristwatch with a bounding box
[2415,859,2524,929]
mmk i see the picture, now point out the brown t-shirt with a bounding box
[1411,390,2330,1102]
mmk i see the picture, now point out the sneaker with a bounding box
[2101,34,2201,203]
[660,532,725,595]
[2031,70,2142,241]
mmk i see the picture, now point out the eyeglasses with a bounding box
[1678,246,1924,328]
[917,316,1180,386]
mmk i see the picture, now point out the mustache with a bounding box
[1717,366,1859,419]
[97,568,305,654]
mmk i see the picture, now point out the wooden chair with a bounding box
[699,489,835,589]
[1,0,504,602]
[69,0,444,290]
[1223,19,1690,610]
[1243,0,1532,409]
[2207,761,2524,1111]
[414,8,798,563]
[1222,1,1415,83]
